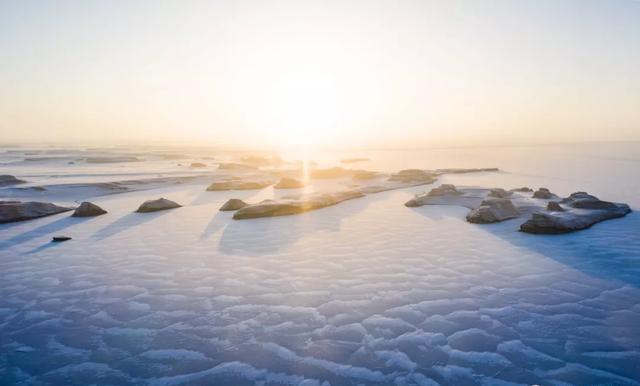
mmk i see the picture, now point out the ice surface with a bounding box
[1,144,639,385]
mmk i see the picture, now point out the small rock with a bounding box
[190,162,207,168]
[427,184,461,197]
[0,175,27,187]
[72,202,107,217]
[466,198,520,224]
[220,199,248,211]
[533,187,554,199]
[547,201,564,211]
[52,236,72,242]
[488,188,512,198]
[274,177,305,189]
[136,198,181,213]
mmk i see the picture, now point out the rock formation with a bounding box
[466,198,520,223]
[532,187,555,199]
[233,190,364,219]
[0,201,72,223]
[520,192,631,234]
[72,202,107,217]
[0,175,26,187]
[388,169,436,184]
[274,177,305,189]
[136,198,181,213]
[219,198,248,211]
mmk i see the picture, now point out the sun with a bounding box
[261,76,348,149]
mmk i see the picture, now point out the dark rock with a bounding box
[521,192,631,234]
[533,187,554,199]
[0,175,27,187]
[274,177,305,189]
[72,202,107,217]
[220,199,248,211]
[466,198,520,224]
[0,201,72,223]
[52,236,72,242]
[136,198,181,213]
[547,201,564,211]
[428,184,461,197]
[488,188,512,198]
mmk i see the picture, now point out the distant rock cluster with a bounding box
[406,184,631,234]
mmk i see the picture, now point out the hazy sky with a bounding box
[1,0,639,148]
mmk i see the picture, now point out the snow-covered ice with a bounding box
[1,143,639,385]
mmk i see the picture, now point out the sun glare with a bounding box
[261,76,348,149]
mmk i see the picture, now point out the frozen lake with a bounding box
[1,143,639,385]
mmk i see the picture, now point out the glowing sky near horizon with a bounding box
[1,0,639,148]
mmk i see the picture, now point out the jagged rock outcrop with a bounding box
[136,198,181,213]
[274,177,305,189]
[206,180,273,191]
[0,201,72,223]
[219,199,248,211]
[72,202,107,217]
[466,198,520,224]
[233,190,364,219]
[404,184,465,207]
[520,192,631,234]
[0,175,26,187]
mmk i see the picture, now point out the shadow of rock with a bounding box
[92,210,173,240]
[0,215,91,248]
[217,192,390,255]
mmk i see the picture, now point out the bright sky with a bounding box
[1,0,639,148]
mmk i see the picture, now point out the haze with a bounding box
[1,0,639,149]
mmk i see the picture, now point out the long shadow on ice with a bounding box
[413,206,640,287]
[92,210,173,240]
[0,215,90,248]
[485,211,640,287]
[217,191,390,255]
